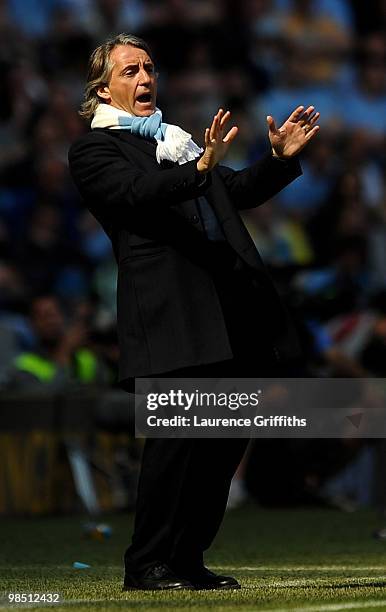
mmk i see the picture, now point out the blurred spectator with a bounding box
[275,0,354,31]
[0,0,383,398]
[307,170,366,263]
[344,55,386,139]
[274,136,338,215]
[14,203,87,295]
[360,320,386,377]
[276,0,352,85]
[69,0,146,40]
[359,293,386,376]
[256,45,343,134]
[245,207,314,267]
[0,260,32,370]
[249,0,352,95]
[294,236,369,319]
[4,294,109,389]
[7,0,60,37]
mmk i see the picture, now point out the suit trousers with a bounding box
[124,259,287,574]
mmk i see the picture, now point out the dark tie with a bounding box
[196,196,225,241]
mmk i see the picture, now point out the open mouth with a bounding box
[136,93,152,104]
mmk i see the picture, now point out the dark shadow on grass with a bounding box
[254,580,386,591]
[328,580,386,590]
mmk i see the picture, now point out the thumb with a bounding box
[267,115,277,133]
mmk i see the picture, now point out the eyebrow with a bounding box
[119,62,154,74]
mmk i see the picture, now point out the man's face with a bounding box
[97,45,157,116]
[31,297,65,345]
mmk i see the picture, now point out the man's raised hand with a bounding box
[268,105,320,159]
[197,109,238,174]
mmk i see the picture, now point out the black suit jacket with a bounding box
[68,128,302,379]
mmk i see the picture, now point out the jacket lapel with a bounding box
[117,130,157,158]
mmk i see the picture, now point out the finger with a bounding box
[267,115,277,133]
[220,110,231,129]
[299,105,315,125]
[209,115,216,141]
[223,125,238,144]
[303,110,319,124]
[215,108,224,136]
[209,114,218,142]
[214,108,223,126]
[300,111,320,132]
[305,125,320,140]
[204,127,210,147]
[287,105,305,122]
[308,111,320,126]
[304,105,315,117]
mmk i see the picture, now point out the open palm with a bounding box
[197,108,238,173]
[268,105,320,159]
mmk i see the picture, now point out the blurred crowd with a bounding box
[0,0,386,387]
[0,0,386,510]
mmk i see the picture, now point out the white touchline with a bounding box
[214,566,386,572]
[0,564,384,571]
[255,600,386,612]
[3,599,386,611]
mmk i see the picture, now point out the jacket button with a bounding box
[190,215,200,224]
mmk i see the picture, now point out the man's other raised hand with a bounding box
[268,105,320,159]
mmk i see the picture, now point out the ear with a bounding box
[96,85,111,101]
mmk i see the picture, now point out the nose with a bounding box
[138,66,151,85]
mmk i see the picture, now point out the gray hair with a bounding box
[79,33,154,120]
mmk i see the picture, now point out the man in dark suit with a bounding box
[68,33,320,591]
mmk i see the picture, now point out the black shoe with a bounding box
[123,563,195,591]
[185,567,241,590]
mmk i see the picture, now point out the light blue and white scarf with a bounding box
[91,104,202,165]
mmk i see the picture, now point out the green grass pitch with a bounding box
[1,505,386,611]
